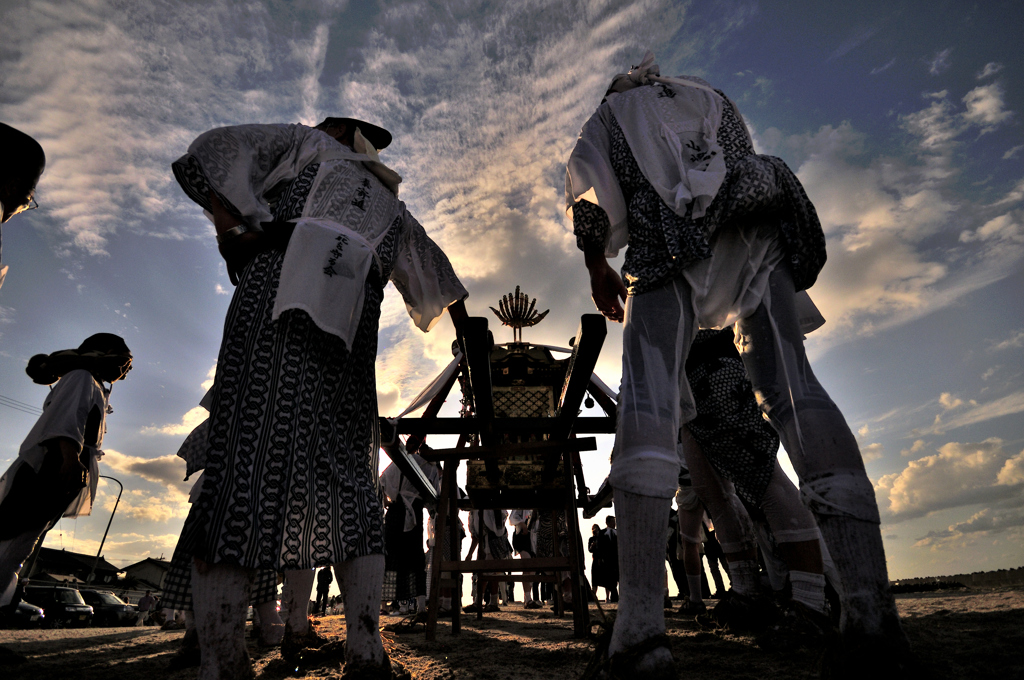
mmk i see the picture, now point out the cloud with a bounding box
[875,438,1024,522]
[827,26,879,61]
[200,363,217,391]
[0,0,342,256]
[1004,145,1024,160]
[862,442,884,462]
[989,329,1024,352]
[962,84,1013,133]
[976,62,1004,79]
[914,507,1024,549]
[927,48,951,75]
[141,405,208,436]
[939,392,963,410]
[747,85,1024,350]
[901,439,927,457]
[95,451,191,523]
[990,178,1024,207]
[922,391,1024,434]
[102,449,188,487]
[959,213,1023,245]
[870,58,896,75]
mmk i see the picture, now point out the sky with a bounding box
[0,0,1022,586]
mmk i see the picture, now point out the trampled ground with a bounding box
[1,588,1022,679]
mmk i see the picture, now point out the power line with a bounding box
[0,394,43,416]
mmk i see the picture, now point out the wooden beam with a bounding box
[458,317,499,484]
[419,437,596,461]
[557,315,607,424]
[587,379,618,418]
[378,419,438,505]
[392,416,615,435]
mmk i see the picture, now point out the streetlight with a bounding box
[87,475,123,584]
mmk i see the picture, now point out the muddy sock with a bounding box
[609,488,673,672]
[335,555,386,666]
[191,561,253,680]
[817,517,905,643]
[416,595,426,612]
[727,560,760,596]
[789,570,826,614]
[686,574,703,603]
[282,569,314,635]
[441,595,452,610]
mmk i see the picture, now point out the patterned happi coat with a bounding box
[171,124,467,571]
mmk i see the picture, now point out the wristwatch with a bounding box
[216,224,250,244]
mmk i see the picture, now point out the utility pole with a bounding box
[86,475,123,585]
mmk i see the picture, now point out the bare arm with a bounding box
[46,437,86,489]
[584,243,628,323]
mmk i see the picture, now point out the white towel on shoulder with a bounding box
[272,217,381,348]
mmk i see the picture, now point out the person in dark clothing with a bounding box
[315,567,333,616]
[592,516,619,602]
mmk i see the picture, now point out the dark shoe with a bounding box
[698,590,778,633]
[524,600,543,610]
[483,602,501,613]
[462,603,482,614]
[676,599,707,617]
[166,644,201,671]
[756,601,834,652]
[281,621,332,662]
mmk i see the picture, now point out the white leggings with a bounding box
[611,267,879,526]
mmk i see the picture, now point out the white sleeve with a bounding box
[172,124,334,231]
[389,208,468,332]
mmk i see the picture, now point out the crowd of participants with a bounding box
[0,48,917,680]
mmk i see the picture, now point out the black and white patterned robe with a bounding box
[170,124,467,571]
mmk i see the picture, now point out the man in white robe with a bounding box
[566,54,909,679]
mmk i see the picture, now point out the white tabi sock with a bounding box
[191,561,253,680]
[789,570,826,614]
[334,555,386,666]
[727,560,760,596]
[686,574,703,603]
[282,569,314,635]
[609,488,673,671]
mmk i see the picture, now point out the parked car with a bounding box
[80,589,138,626]
[0,601,45,628]
[23,586,93,627]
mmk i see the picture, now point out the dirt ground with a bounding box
[1,587,1022,680]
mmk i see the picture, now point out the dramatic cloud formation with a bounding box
[923,391,1024,434]
[102,449,188,488]
[875,438,1024,522]
[751,84,1023,350]
[915,507,1024,549]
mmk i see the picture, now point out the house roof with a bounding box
[121,557,172,573]
[36,547,121,573]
